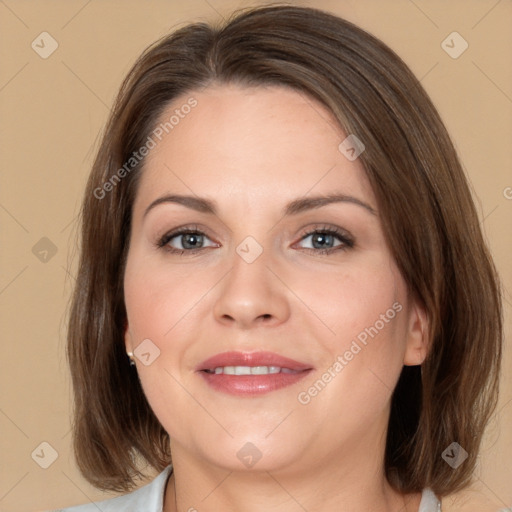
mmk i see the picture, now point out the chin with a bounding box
[192,432,307,474]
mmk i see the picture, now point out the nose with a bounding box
[212,243,291,330]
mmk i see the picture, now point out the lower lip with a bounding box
[198,370,313,396]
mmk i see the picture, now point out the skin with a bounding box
[123,84,430,512]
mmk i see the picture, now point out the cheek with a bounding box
[123,261,202,439]
[296,259,408,406]
[123,258,205,341]
[288,255,405,350]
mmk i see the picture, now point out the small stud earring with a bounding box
[127,352,136,366]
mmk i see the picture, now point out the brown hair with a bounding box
[67,4,503,496]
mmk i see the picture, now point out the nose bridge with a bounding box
[212,235,289,327]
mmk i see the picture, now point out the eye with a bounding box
[296,225,354,255]
[155,224,354,256]
[156,225,217,254]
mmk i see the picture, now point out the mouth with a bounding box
[196,351,313,396]
[203,365,303,375]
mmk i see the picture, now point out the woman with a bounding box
[54,5,503,511]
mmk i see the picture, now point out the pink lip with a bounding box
[196,351,312,372]
[196,351,313,397]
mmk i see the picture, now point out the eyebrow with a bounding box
[143,193,377,219]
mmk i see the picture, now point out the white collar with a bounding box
[56,465,442,511]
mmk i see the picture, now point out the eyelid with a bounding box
[295,223,352,241]
[156,224,218,249]
[293,224,354,251]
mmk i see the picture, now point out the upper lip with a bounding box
[196,351,313,372]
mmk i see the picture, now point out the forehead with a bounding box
[133,84,375,215]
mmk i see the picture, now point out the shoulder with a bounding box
[50,465,173,512]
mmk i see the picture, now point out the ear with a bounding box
[124,318,133,355]
[403,298,429,366]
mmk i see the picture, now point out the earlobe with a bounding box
[403,300,429,366]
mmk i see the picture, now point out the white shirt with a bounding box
[53,465,442,511]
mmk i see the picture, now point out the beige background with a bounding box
[0,0,510,511]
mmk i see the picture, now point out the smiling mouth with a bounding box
[199,364,312,396]
[203,365,303,375]
[196,350,313,396]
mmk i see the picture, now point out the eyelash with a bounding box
[155,224,354,256]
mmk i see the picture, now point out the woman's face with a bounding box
[123,84,427,474]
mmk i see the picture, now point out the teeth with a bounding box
[209,365,297,375]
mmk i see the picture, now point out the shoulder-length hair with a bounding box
[67,4,503,496]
